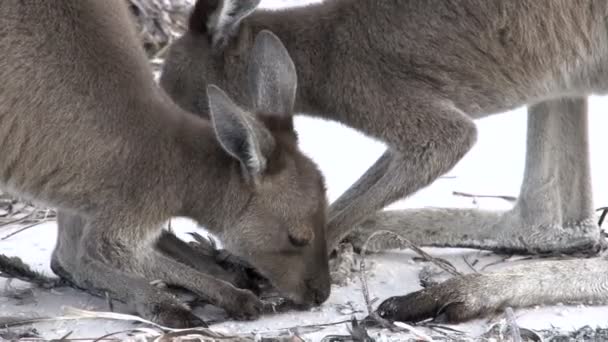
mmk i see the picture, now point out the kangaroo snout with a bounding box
[288,245,331,306]
[278,271,331,307]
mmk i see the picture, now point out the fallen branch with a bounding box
[1,218,55,240]
[462,254,479,274]
[452,191,517,203]
[0,210,36,229]
[357,230,441,341]
[597,207,608,228]
[368,230,462,277]
[505,307,522,342]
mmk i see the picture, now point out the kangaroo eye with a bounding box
[288,233,309,247]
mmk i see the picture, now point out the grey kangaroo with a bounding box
[0,0,330,328]
[160,0,608,323]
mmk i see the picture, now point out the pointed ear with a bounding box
[207,85,275,177]
[247,30,297,115]
[189,0,261,50]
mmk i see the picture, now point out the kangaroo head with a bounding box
[161,0,330,306]
[160,0,266,115]
[198,29,330,306]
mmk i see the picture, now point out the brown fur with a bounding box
[160,0,608,324]
[0,0,329,328]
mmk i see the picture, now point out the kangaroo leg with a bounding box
[346,98,601,255]
[51,212,206,328]
[349,98,604,323]
[52,212,262,326]
[155,231,265,294]
[137,249,263,320]
[326,96,478,252]
[377,255,608,323]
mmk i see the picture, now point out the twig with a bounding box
[0,210,36,228]
[480,254,513,271]
[357,231,394,329]
[57,331,74,341]
[0,316,78,329]
[320,318,373,342]
[92,328,160,342]
[358,230,435,341]
[1,219,54,240]
[264,318,354,334]
[370,230,462,277]
[597,207,608,228]
[3,307,253,341]
[105,292,114,312]
[452,191,517,203]
[462,255,479,274]
[419,322,466,335]
[211,318,358,339]
[392,322,434,341]
[0,202,19,219]
[505,307,522,342]
[152,43,171,59]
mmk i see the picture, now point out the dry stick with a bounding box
[94,328,174,342]
[358,230,438,342]
[105,292,114,312]
[152,43,171,60]
[452,191,517,203]
[597,207,608,228]
[480,254,513,272]
[420,323,466,335]
[0,210,36,228]
[0,204,21,219]
[58,331,74,341]
[504,307,522,342]
[0,219,55,240]
[91,335,124,342]
[60,308,302,341]
[0,316,82,330]
[461,255,479,274]
[386,232,462,277]
[480,253,572,273]
[166,218,173,233]
[154,329,253,342]
[254,318,354,337]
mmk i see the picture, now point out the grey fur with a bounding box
[0,0,329,328]
[160,0,608,323]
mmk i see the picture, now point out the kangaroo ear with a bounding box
[189,0,261,50]
[247,30,297,116]
[207,85,275,177]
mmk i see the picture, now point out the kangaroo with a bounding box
[0,0,330,328]
[160,0,608,323]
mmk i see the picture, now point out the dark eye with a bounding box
[288,233,309,247]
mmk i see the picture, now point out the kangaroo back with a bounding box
[0,1,169,213]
